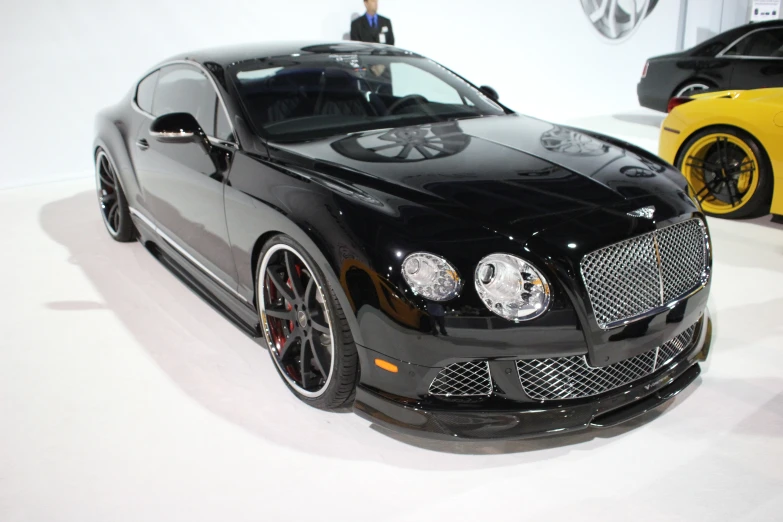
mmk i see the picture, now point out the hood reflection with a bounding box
[540,126,610,157]
[331,121,470,163]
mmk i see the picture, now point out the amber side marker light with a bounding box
[375,359,398,373]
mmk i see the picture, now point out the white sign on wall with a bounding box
[750,0,781,22]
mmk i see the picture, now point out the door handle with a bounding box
[136,139,149,151]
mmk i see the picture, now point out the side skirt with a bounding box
[130,211,265,344]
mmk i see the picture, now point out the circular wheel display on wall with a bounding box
[581,0,659,43]
[257,236,358,409]
[677,127,773,219]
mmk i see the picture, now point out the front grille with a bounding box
[428,361,492,397]
[516,321,698,401]
[581,218,709,329]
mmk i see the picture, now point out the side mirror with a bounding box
[479,85,499,102]
[150,112,209,149]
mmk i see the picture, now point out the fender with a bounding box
[92,94,145,208]
[224,152,375,348]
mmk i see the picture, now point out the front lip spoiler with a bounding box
[354,362,701,441]
[589,362,700,428]
[353,313,711,441]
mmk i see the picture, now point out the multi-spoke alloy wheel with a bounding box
[580,0,658,42]
[677,127,773,219]
[95,149,134,241]
[258,237,358,408]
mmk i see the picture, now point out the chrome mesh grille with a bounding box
[580,233,661,328]
[657,220,710,301]
[516,322,698,401]
[429,361,492,397]
[581,218,708,329]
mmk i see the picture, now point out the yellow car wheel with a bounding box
[676,126,773,219]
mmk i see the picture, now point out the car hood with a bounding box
[689,87,783,104]
[266,114,695,246]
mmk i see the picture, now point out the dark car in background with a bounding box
[638,20,783,112]
[93,41,713,440]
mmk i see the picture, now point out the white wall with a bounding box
[683,0,729,49]
[0,0,682,189]
[723,0,753,29]
[681,0,783,50]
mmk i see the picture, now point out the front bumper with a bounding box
[353,311,712,440]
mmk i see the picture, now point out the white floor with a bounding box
[2,117,783,521]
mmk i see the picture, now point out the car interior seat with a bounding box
[314,69,378,117]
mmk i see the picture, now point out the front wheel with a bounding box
[256,235,359,410]
[676,126,773,219]
[95,149,135,241]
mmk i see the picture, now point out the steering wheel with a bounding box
[386,94,430,115]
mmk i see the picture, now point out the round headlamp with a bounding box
[401,252,462,301]
[475,254,551,321]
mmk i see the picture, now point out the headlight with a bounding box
[475,254,551,321]
[401,252,462,301]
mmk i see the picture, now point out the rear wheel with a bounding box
[674,81,713,98]
[676,127,773,219]
[95,149,134,241]
[257,235,358,410]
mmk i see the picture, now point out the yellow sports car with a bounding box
[659,88,783,220]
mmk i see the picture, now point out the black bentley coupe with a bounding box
[94,41,713,440]
[638,20,783,112]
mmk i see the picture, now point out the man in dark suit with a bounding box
[350,0,395,45]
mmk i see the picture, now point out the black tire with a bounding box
[95,148,135,242]
[676,126,773,219]
[256,234,359,410]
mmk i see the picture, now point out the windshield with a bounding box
[229,53,507,141]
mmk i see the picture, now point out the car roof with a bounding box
[667,20,783,58]
[155,41,420,70]
[705,19,783,44]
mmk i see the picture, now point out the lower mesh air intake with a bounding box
[516,321,698,401]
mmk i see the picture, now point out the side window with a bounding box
[136,70,159,113]
[693,42,725,57]
[724,29,783,58]
[389,63,463,104]
[215,101,233,141]
[152,65,217,135]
